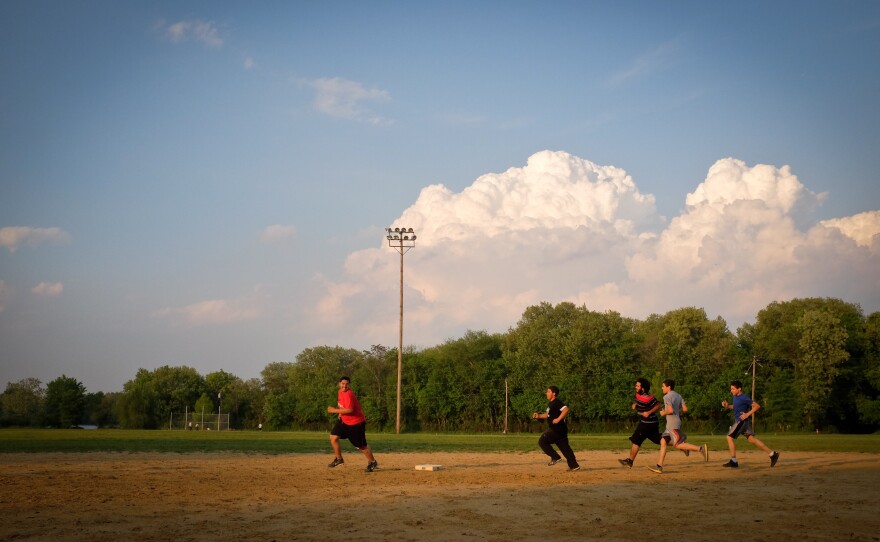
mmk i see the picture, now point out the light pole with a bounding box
[386,226,416,434]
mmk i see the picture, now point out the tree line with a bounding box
[2,297,878,433]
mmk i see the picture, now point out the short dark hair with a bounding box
[636,378,651,393]
[662,379,675,389]
[339,376,351,383]
[730,380,743,390]
[548,385,560,395]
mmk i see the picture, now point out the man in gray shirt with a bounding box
[648,379,708,474]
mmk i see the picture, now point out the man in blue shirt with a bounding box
[721,380,780,468]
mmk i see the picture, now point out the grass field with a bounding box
[1,428,878,454]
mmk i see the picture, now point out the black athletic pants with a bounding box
[538,429,579,468]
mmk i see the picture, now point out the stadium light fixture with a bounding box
[385,226,416,434]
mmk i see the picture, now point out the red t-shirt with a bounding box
[338,388,366,425]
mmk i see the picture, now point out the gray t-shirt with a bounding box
[663,390,683,430]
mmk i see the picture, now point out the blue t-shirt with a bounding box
[732,393,752,421]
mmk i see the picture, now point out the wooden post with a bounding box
[751,356,757,426]
[504,378,509,434]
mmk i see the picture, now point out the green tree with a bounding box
[855,312,880,425]
[350,345,394,430]
[744,297,866,430]
[261,362,297,429]
[796,309,849,427]
[44,375,86,428]
[116,369,159,428]
[0,378,45,427]
[503,302,641,431]
[291,346,363,427]
[649,307,738,419]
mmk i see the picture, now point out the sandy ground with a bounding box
[1,449,879,541]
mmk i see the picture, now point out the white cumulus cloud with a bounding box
[306,151,880,347]
[820,211,880,248]
[0,226,71,252]
[32,282,63,297]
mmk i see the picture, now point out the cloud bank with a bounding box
[309,150,880,346]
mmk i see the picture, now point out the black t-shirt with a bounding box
[546,397,568,435]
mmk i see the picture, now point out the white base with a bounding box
[415,464,443,471]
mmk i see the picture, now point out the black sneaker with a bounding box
[683,449,690,457]
[618,458,633,468]
[547,458,562,466]
[647,464,663,474]
[364,460,378,472]
[328,457,344,468]
[568,465,580,472]
[722,460,738,468]
[770,452,780,467]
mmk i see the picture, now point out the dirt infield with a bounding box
[2,450,879,541]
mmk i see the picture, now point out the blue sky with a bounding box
[1,1,879,393]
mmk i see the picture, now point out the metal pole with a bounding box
[386,227,415,435]
[396,248,403,434]
[218,392,222,431]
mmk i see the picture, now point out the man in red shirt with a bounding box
[327,376,378,472]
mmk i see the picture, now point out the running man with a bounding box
[532,386,580,472]
[648,379,708,474]
[721,380,780,468]
[618,378,662,468]
[327,376,379,472]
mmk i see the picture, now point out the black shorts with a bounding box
[331,420,368,449]
[629,422,662,446]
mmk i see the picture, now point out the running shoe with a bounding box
[770,451,780,467]
[722,460,738,468]
[618,458,633,468]
[364,460,379,472]
[547,458,562,466]
[647,464,663,474]
[568,465,581,472]
[328,457,344,468]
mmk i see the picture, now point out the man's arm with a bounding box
[552,405,570,424]
[739,401,761,420]
[327,392,354,415]
[641,402,662,418]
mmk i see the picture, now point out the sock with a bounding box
[731,457,738,463]
[769,451,775,457]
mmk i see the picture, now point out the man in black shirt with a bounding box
[532,386,580,472]
[618,378,662,468]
